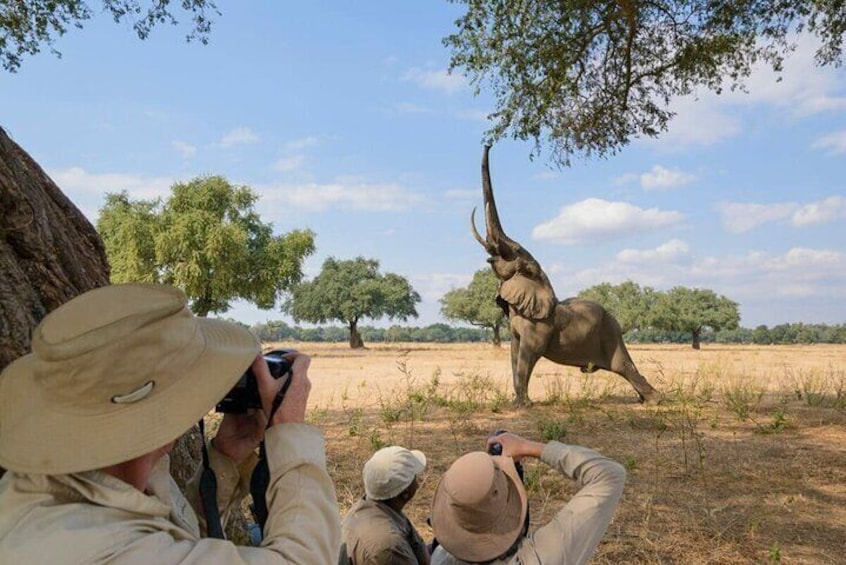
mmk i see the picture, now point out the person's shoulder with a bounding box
[344,500,403,534]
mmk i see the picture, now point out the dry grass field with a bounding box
[270,342,846,564]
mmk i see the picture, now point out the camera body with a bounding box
[215,349,294,413]
[487,429,524,481]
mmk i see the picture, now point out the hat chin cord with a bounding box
[198,374,294,541]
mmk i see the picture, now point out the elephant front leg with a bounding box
[510,337,526,405]
[512,340,540,407]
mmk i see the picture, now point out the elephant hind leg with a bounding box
[610,349,661,404]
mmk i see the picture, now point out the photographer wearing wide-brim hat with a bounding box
[429,432,626,565]
[340,445,430,564]
[0,283,341,563]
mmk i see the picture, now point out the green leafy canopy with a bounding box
[445,0,845,165]
[283,257,420,340]
[97,175,315,317]
[1,0,219,72]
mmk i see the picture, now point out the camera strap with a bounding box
[249,372,295,536]
[197,418,225,539]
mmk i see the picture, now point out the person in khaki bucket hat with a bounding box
[340,445,430,564]
[429,432,626,565]
[0,283,341,563]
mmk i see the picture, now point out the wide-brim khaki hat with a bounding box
[430,451,528,562]
[0,283,259,474]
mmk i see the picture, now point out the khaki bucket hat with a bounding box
[430,451,528,563]
[0,283,259,474]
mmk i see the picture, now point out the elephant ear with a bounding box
[499,274,557,320]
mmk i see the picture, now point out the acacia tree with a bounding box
[650,286,740,349]
[1,0,219,72]
[440,268,507,347]
[97,176,316,317]
[578,280,656,334]
[284,257,420,349]
[445,1,845,165]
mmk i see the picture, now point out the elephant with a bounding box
[471,145,661,406]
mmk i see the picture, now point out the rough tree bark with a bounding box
[0,126,110,368]
[0,127,200,491]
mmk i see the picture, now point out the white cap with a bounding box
[363,446,427,501]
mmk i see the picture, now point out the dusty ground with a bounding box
[270,342,846,564]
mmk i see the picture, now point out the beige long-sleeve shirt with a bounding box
[0,423,341,564]
[431,442,626,565]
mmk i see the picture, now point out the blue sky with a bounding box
[2,2,845,329]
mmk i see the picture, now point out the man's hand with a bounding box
[486,432,544,462]
[254,350,312,427]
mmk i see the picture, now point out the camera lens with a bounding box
[488,429,507,456]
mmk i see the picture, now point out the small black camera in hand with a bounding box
[488,429,524,481]
[215,349,294,413]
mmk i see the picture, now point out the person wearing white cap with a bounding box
[0,283,341,563]
[340,445,430,564]
[429,432,625,565]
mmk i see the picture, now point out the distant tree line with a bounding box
[246,319,845,345]
[248,320,505,344]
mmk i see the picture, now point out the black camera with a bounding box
[487,429,524,480]
[215,349,294,413]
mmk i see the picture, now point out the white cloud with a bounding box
[548,245,846,325]
[274,155,306,173]
[650,94,743,149]
[218,127,259,147]
[728,35,846,115]
[640,165,696,190]
[284,136,320,151]
[47,167,176,222]
[49,167,173,199]
[790,196,846,226]
[258,181,424,212]
[616,239,690,264]
[532,198,684,245]
[718,196,846,232]
[411,272,472,303]
[812,130,846,155]
[404,67,466,94]
[718,201,798,233]
[647,36,846,150]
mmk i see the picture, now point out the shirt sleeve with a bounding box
[524,442,626,565]
[122,424,341,564]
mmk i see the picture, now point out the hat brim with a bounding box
[431,454,528,562]
[0,318,258,474]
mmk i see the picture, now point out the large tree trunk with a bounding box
[348,319,364,349]
[0,127,201,491]
[691,328,701,350]
[0,126,110,369]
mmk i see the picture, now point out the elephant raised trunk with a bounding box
[471,145,523,261]
[470,145,661,406]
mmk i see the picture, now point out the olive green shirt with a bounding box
[340,496,429,564]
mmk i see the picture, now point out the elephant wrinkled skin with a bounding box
[472,146,660,406]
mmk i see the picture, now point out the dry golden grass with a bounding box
[275,342,846,564]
